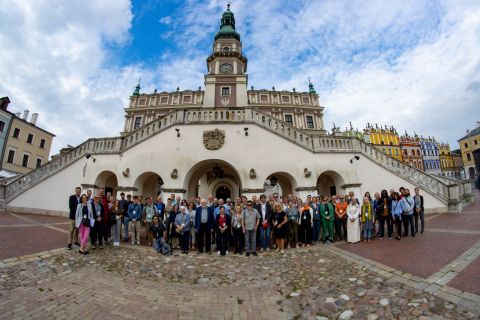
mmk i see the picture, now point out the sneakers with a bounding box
[266,248,270,251]
[136,241,141,245]
[113,242,120,246]
[260,248,264,252]
[66,244,72,250]
[218,251,221,255]
[131,240,135,245]
[281,249,284,254]
[226,250,229,255]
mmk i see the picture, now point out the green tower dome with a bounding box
[214,4,240,41]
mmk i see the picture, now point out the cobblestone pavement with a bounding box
[1,244,479,319]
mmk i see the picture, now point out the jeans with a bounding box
[197,223,211,253]
[363,220,373,240]
[111,218,122,243]
[232,227,244,253]
[180,230,190,252]
[414,208,425,234]
[334,218,347,241]
[129,220,141,243]
[378,215,392,238]
[79,224,90,251]
[153,237,164,252]
[67,219,78,245]
[90,220,103,246]
[245,229,257,253]
[259,226,270,250]
[287,220,298,247]
[123,217,130,240]
[313,220,321,241]
[402,214,415,236]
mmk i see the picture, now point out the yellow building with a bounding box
[439,143,456,177]
[364,124,403,161]
[458,122,480,180]
[2,109,55,175]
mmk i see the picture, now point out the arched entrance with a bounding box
[184,160,241,200]
[317,170,345,196]
[215,185,231,202]
[133,172,164,199]
[94,171,118,197]
[263,172,297,197]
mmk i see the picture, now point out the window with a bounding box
[12,128,20,138]
[260,95,268,102]
[284,115,293,125]
[417,150,420,156]
[388,149,392,155]
[22,154,29,168]
[305,116,314,129]
[133,117,142,129]
[281,96,290,103]
[0,121,4,132]
[221,87,230,96]
[403,149,407,155]
[39,139,46,148]
[467,153,472,161]
[464,142,468,148]
[36,158,42,168]
[475,140,478,145]
[7,150,15,163]
[160,97,168,104]
[380,141,385,145]
[395,149,399,155]
[223,46,230,52]
[27,133,33,144]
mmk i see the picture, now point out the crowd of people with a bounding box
[67,187,425,255]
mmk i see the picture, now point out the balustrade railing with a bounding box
[2,107,470,208]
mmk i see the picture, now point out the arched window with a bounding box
[223,46,230,52]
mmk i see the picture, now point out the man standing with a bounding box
[320,196,335,243]
[401,189,415,237]
[214,199,230,216]
[195,199,214,254]
[122,194,132,242]
[413,188,424,234]
[67,187,81,250]
[243,200,260,256]
[154,196,166,221]
[143,197,158,246]
[128,196,142,245]
[255,194,273,252]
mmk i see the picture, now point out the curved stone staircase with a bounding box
[0,107,473,211]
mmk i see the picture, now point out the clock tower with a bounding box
[203,4,248,108]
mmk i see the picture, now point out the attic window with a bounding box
[223,46,230,52]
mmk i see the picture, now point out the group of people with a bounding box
[66,186,425,255]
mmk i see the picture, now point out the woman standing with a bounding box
[295,198,304,246]
[335,196,348,241]
[299,202,313,247]
[272,203,288,254]
[231,205,244,254]
[110,199,122,246]
[174,206,191,254]
[347,198,361,243]
[391,192,403,240]
[188,201,197,250]
[215,206,231,256]
[75,194,93,254]
[361,197,374,242]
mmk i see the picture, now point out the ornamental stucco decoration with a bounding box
[203,129,225,150]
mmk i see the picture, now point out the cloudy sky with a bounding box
[1,0,479,155]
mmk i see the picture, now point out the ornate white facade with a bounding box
[0,6,473,215]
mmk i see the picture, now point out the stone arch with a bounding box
[183,159,242,200]
[94,170,118,197]
[263,172,298,197]
[133,171,164,199]
[317,170,345,196]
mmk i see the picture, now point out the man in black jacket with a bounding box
[255,194,273,251]
[67,187,81,250]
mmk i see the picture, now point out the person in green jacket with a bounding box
[320,196,335,243]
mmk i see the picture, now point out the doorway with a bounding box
[216,186,231,202]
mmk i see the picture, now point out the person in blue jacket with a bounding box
[391,192,403,240]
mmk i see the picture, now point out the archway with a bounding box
[317,170,345,196]
[133,172,164,199]
[184,159,242,200]
[94,171,118,197]
[263,172,297,197]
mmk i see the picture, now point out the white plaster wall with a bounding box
[7,123,448,214]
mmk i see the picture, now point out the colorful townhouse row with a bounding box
[342,123,464,179]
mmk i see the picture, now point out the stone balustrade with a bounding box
[1,107,472,211]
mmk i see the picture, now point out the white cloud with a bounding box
[0,0,136,154]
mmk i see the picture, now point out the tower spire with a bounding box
[132,79,141,96]
[214,3,240,41]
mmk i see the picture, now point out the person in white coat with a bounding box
[75,194,94,254]
[347,197,361,243]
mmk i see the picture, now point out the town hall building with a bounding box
[0,6,473,214]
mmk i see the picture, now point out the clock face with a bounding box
[219,63,233,74]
